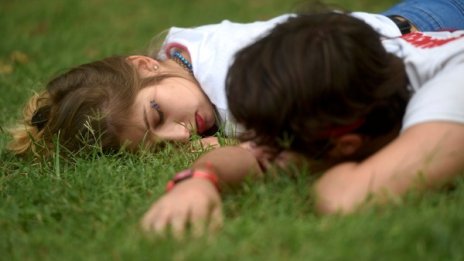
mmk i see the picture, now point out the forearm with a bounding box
[315,122,464,214]
[192,146,263,189]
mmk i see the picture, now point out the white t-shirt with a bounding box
[157,13,402,136]
[382,31,464,131]
[158,14,292,136]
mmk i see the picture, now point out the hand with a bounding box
[141,178,223,239]
[200,136,220,148]
[190,136,220,152]
[239,142,307,171]
[314,162,364,214]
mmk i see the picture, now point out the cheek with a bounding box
[156,80,208,111]
[118,126,146,148]
[153,123,191,141]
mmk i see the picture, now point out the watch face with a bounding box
[399,22,412,34]
[388,16,411,34]
[173,169,193,183]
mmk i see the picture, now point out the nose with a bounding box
[154,123,191,142]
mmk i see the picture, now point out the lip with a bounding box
[195,112,207,134]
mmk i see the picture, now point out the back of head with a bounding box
[227,12,409,159]
[7,56,141,157]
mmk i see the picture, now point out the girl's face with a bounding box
[119,56,216,148]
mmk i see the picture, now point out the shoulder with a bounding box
[350,12,401,37]
[402,61,464,131]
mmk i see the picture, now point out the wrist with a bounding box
[166,168,220,192]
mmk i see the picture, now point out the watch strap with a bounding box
[166,168,219,192]
[387,15,412,35]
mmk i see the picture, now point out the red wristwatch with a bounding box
[165,168,219,192]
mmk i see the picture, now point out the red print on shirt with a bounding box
[401,32,464,49]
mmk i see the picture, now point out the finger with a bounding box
[190,139,203,152]
[152,209,170,237]
[140,204,162,232]
[274,155,290,169]
[208,206,223,234]
[257,156,273,172]
[238,141,254,150]
[275,151,298,168]
[200,137,220,148]
[190,218,206,238]
[189,204,209,238]
[170,209,189,240]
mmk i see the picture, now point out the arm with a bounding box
[314,121,464,214]
[193,145,263,187]
[141,146,262,238]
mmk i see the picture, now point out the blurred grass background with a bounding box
[2,0,464,260]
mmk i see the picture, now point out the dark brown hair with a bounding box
[227,12,410,159]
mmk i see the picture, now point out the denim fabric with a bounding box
[382,0,464,31]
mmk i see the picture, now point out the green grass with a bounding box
[2,0,464,260]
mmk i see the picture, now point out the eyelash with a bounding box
[150,100,165,124]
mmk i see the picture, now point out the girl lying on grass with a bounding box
[7,0,464,157]
[141,11,464,237]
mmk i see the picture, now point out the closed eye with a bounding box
[149,100,165,127]
[156,109,165,125]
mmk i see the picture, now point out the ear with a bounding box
[327,134,363,159]
[126,55,160,77]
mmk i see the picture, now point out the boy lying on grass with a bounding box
[141,11,464,238]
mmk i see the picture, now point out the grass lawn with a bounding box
[1,0,464,260]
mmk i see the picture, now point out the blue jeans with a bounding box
[382,0,464,31]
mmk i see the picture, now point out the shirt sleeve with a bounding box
[402,63,464,131]
[351,12,402,38]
